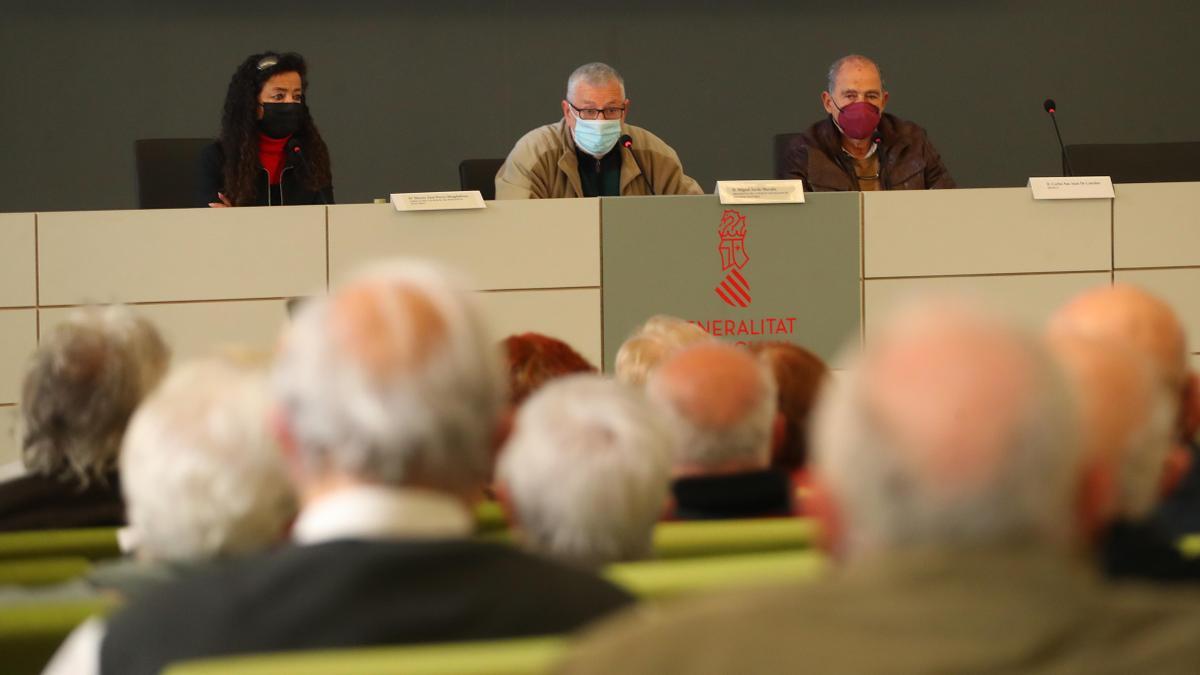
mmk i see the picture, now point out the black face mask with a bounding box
[258,102,304,139]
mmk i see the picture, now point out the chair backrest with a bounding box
[1063,142,1200,183]
[0,556,91,586]
[134,138,214,209]
[652,517,817,559]
[605,549,826,600]
[0,527,121,561]
[773,133,804,179]
[163,635,568,675]
[458,158,506,200]
[0,598,115,675]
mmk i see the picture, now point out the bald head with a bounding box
[1048,333,1173,520]
[647,343,777,474]
[1050,285,1188,392]
[273,260,505,494]
[815,300,1081,557]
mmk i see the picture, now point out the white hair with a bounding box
[121,356,295,562]
[272,259,506,492]
[813,335,1082,557]
[497,374,672,568]
[567,62,626,100]
[1118,382,1176,519]
[614,315,712,387]
[646,357,777,469]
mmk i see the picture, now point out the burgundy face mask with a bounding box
[831,100,881,140]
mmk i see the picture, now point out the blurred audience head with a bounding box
[647,342,778,476]
[497,374,672,568]
[614,315,711,387]
[746,341,829,474]
[271,260,505,500]
[813,299,1081,560]
[121,354,296,562]
[1046,333,1174,525]
[501,332,596,405]
[20,306,169,486]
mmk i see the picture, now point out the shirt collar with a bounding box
[842,142,878,159]
[292,484,474,545]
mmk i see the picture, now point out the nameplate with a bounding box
[391,191,486,211]
[1027,176,1115,200]
[716,180,805,205]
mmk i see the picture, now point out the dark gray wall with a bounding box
[1,1,1194,212]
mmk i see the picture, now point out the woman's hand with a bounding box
[208,192,232,208]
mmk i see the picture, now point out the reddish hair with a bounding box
[746,341,829,472]
[502,333,596,405]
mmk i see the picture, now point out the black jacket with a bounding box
[780,113,955,191]
[196,137,334,207]
[100,538,633,675]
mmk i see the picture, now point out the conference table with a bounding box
[2,183,1198,464]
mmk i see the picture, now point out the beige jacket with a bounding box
[495,120,703,199]
[563,545,1200,674]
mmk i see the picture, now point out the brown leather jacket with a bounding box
[780,113,955,191]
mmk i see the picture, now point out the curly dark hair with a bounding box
[218,51,332,206]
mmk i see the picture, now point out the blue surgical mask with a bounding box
[572,116,622,157]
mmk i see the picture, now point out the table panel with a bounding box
[0,213,36,308]
[476,289,602,368]
[1113,182,1200,269]
[0,310,37,404]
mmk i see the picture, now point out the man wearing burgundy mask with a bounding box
[780,55,955,192]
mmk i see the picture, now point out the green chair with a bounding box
[652,517,817,559]
[474,500,509,534]
[605,549,826,600]
[0,556,92,586]
[163,635,568,675]
[0,528,121,562]
[0,598,115,675]
[1180,534,1200,559]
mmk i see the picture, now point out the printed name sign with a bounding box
[391,191,486,211]
[716,180,806,205]
[1027,176,1115,200]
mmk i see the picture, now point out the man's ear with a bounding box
[806,478,844,558]
[269,405,306,486]
[1181,372,1200,440]
[493,481,519,529]
[770,412,787,461]
[821,91,836,116]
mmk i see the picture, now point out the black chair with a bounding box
[772,134,803,179]
[458,158,505,200]
[1063,142,1200,183]
[134,138,213,209]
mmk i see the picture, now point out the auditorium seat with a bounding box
[0,556,91,586]
[457,158,505,200]
[0,527,121,562]
[134,138,213,209]
[0,598,115,675]
[605,549,826,599]
[161,635,567,675]
[652,517,817,559]
[772,133,802,179]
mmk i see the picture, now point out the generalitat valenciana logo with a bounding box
[715,209,750,307]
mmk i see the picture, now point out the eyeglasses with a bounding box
[567,100,626,121]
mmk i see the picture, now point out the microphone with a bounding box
[1042,98,1075,177]
[619,134,655,195]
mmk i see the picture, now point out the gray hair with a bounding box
[827,54,885,94]
[614,315,712,387]
[20,306,169,486]
[567,62,626,101]
[1118,382,1176,519]
[272,259,506,493]
[498,374,672,568]
[121,356,296,562]
[813,326,1081,558]
[646,354,777,469]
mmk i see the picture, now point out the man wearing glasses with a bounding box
[779,54,955,192]
[496,62,702,199]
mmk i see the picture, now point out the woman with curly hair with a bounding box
[197,51,334,207]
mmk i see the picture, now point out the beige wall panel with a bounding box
[41,300,289,363]
[0,213,36,308]
[0,406,19,470]
[39,206,326,305]
[1115,269,1200,353]
[328,201,600,290]
[1114,183,1200,269]
[864,273,1111,337]
[863,188,1111,278]
[0,310,37,404]
[475,289,602,369]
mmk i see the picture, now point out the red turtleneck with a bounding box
[258,133,292,185]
